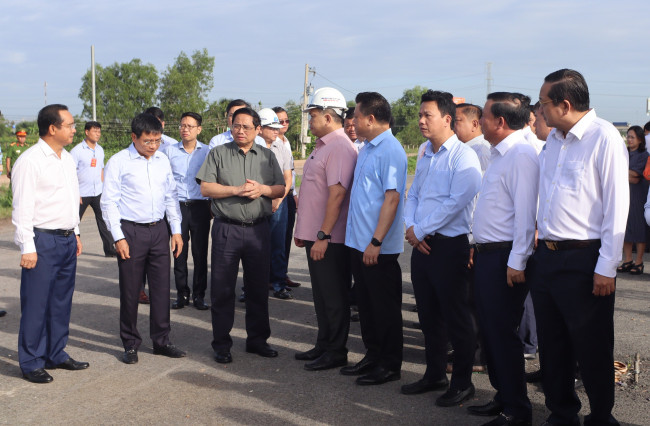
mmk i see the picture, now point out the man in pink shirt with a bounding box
[294,87,358,371]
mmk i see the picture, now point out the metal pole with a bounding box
[300,63,309,159]
[44,81,47,105]
[486,62,493,96]
[91,45,96,121]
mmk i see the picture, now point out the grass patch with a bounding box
[408,155,418,174]
[0,185,12,219]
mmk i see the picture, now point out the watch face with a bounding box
[317,231,325,240]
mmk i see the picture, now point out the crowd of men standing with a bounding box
[9,68,628,426]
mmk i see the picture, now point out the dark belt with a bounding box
[473,241,513,253]
[180,200,208,206]
[216,216,266,227]
[540,239,600,251]
[425,233,464,241]
[34,227,75,237]
[121,219,162,227]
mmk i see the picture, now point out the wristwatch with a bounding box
[317,231,331,241]
[371,237,382,247]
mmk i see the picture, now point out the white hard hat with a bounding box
[258,108,283,128]
[304,87,347,117]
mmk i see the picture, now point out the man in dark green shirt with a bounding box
[196,107,285,364]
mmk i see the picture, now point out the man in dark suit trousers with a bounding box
[196,107,285,364]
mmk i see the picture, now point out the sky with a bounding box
[1,0,650,126]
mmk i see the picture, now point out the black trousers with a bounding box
[350,248,403,371]
[174,201,211,300]
[411,235,475,390]
[210,219,271,352]
[474,248,531,420]
[304,241,351,357]
[284,194,297,268]
[118,220,171,350]
[80,194,115,256]
[529,243,619,426]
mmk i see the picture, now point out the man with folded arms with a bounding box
[402,90,482,406]
[467,92,539,426]
[101,113,186,365]
[294,87,357,371]
[12,104,88,383]
[196,107,285,364]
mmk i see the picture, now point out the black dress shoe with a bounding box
[215,350,232,364]
[304,353,348,371]
[0,309,6,317]
[401,377,449,395]
[525,369,543,383]
[356,366,401,385]
[23,368,53,384]
[340,357,377,376]
[481,413,532,426]
[153,344,186,358]
[295,347,325,361]
[122,349,138,364]
[53,358,89,370]
[193,298,210,310]
[436,384,476,407]
[246,344,278,358]
[468,400,504,416]
[172,294,190,309]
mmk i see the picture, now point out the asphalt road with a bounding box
[0,209,648,425]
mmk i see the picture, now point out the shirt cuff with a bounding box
[413,224,427,242]
[507,252,528,272]
[169,221,182,235]
[20,241,36,255]
[595,257,618,278]
[110,226,125,242]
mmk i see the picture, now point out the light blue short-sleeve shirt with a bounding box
[70,140,104,197]
[345,129,407,254]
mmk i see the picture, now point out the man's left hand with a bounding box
[272,198,281,213]
[362,244,380,266]
[405,226,420,247]
[171,234,183,258]
[506,267,525,287]
[76,235,82,256]
[593,273,615,296]
[310,239,328,261]
[242,179,263,199]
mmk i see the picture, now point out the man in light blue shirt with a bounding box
[402,90,482,407]
[101,113,185,365]
[162,112,211,311]
[208,99,265,149]
[70,121,116,257]
[342,92,407,386]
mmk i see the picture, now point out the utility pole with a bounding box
[44,81,47,105]
[91,45,96,121]
[299,64,315,158]
[486,62,493,97]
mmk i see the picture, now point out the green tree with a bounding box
[79,59,159,123]
[391,85,428,146]
[283,100,304,152]
[159,49,215,124]
[201,97,231,142]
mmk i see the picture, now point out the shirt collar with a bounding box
[425,134,459,156]
[494,129,524,156]
[367,128,393,147]
[566,108,596,141]
[316,127,347,145]
[176,140,204,153]
[36,138,59,158]
[128,143,163,160]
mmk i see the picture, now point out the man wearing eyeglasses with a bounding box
[208,99,265,149]
[12,104,88,383]
[196,107,285,364]
[101,113,186,365]
[162,112,211,311]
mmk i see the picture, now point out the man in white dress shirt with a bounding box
[466,92,539,426]
[12,104,88,383]
[454,103,491,173]
[531,69,627,426]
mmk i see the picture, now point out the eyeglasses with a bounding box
[141,139,162,146]
[538,98,553,106]
[279,120,290,125]
[178,124,199,130]
[232,124,255,132]
[58,123,76,130]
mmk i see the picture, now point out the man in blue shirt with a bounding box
[402,91,482,407]
[342,92,407,386]
[101,113,185,365]
[70,121,116,257]
[162,112,211,311]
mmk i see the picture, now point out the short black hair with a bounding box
[84,121,101,131]
[181,112,202,126]
[486,92,530,130]
[456,103,482,120]
[344,107,355,120]
[227,99,251,115]
[38,104,68,137]
[628,125,646,153]
[144,106,165,121]
[421,90,456,130]
[532,101,541,112]
[131,113,163,138]
[643,121,650,133]
[355,92,392,124]
[232,107,261,128]
[544,69,590,112]
[272,106,287,115]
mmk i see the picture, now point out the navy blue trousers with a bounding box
[174,201,211,300]
[19,231,77,373]
[529,243,619,426]
[269,199,288,291]
[473,248,531,420]
[518,294,538,355]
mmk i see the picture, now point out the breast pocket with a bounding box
[558,160,584,191]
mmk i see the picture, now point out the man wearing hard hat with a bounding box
[6,130,29,178]
[294,87,358,371]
